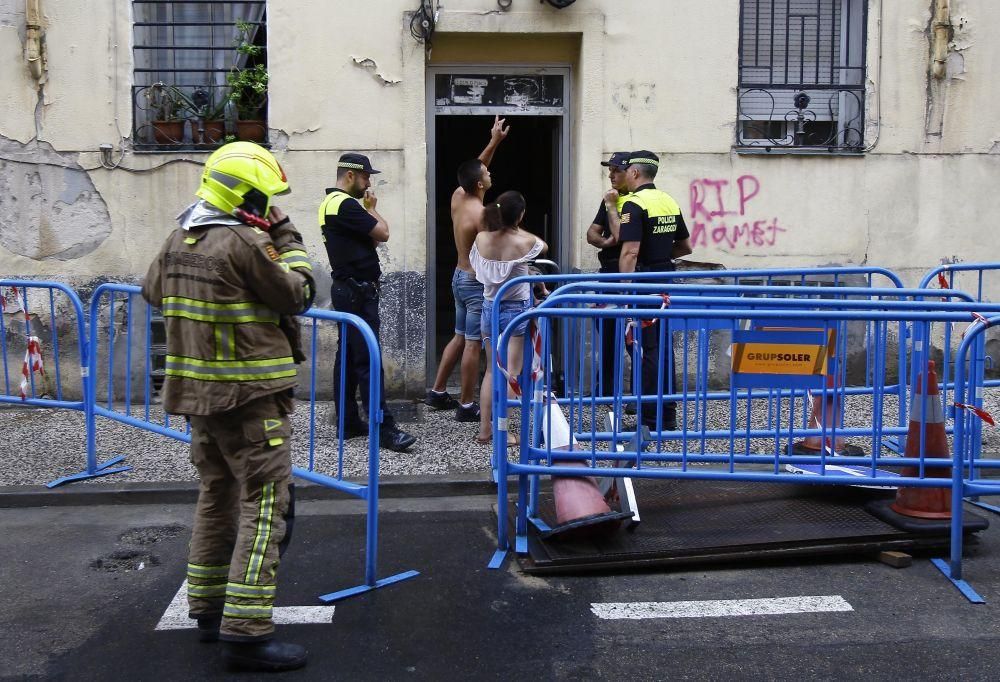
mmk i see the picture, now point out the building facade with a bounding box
[1,0,998,395]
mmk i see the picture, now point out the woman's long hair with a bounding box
[483,191,526,232]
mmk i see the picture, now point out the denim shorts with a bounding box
[452,268,484,341]
[481,298,529,345]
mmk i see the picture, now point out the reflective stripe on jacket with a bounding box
[141,220,315,415]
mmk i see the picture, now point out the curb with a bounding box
[0,473,496,508]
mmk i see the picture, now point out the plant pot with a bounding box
[152,120,185,144]
[197,120,226,144]
[236,120,266,142]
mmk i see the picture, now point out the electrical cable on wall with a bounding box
[409,1,436,47]
[0,155,202,174]
[861,0,884,152]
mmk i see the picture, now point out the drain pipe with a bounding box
[930,0,951,80]
[25,0,46,81]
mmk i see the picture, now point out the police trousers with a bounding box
[329,278,396,430]
[635,263,678,432]
[597,262,628,397]
[638,319,678,432]
[186,391,295,642]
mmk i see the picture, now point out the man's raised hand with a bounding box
[491,115,510,143]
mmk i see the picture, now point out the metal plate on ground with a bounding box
[510,479,972,574]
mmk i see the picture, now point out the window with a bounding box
[132,1,267,150]
[737,0,867,152]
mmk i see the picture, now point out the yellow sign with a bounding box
[731,342,828,376]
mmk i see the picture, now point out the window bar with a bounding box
[815,13,821,85]
[784,0,790,87]
[798,16,804,86]
[830,0,837,84]
[755,0,760,67]
[769,0,776,84]
[845,0,852,77]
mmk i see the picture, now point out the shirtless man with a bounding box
[426,115,510,422]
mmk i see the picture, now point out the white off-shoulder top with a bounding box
[470,238,545,302]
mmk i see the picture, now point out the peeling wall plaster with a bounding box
[351,56,402,85]
[0,139,111,261]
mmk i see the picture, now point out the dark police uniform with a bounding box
[318,187,399,434]
[619,182,690,431]
[592,150,633,396]
[591,193,632,396]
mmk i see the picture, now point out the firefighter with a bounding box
[142,142,314,672]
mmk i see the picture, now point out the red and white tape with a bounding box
[3,287,43,400]
[954,402,996,427]
[625,294,671,352]
[19,336,45,400]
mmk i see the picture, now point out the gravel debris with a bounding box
[2,388,998,487]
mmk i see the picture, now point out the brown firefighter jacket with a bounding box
[141,218,315,416]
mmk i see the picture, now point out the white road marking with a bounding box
[155,581,336,631]
[591,595,853,620]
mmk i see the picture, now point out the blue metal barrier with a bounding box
[0,280,130,487]
[85,283,417,602]
[488,267,909,482]
[915,263,1000,394]
[491,296,995,600]
[915,263,1000,511]
[920,262,1000,303]
[943,313,1000,597]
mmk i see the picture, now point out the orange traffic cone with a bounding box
[541,393,629,539]
[791,373,863,456]
[890,361,952,519]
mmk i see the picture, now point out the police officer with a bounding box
[319,153,416,452]
[586,151,632,396]
[618,150,693,434]
[142,142,313,672]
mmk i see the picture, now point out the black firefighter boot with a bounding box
[222,639,308,672]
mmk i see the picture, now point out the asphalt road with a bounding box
[2,494,999,681]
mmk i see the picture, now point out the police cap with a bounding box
[627,150,660,168]
[600,151,631,170]
[337,153,381,175]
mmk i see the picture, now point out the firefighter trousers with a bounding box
[185,391,295,642]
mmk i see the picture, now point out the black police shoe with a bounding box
[455,402,481,422]
[380,427,416,452]
[340,421,369,440]
[196,615,221,643]
[222,640,308,672]
[425,389,458,410]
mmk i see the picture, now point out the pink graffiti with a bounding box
[688,175,785,250]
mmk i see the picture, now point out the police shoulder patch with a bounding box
[620,213,631,224]
[265,244,280,261]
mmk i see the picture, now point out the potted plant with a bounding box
[227,20,268,142]
[144,82,185,144]
[186,87,228,145]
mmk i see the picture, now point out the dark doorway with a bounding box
[430,114,561,374]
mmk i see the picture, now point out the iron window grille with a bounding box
[131,0,267,151]
[737,0,867,152]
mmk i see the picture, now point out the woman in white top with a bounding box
[470,190,548,444]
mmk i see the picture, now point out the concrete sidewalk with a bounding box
[3,485,1000,680]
